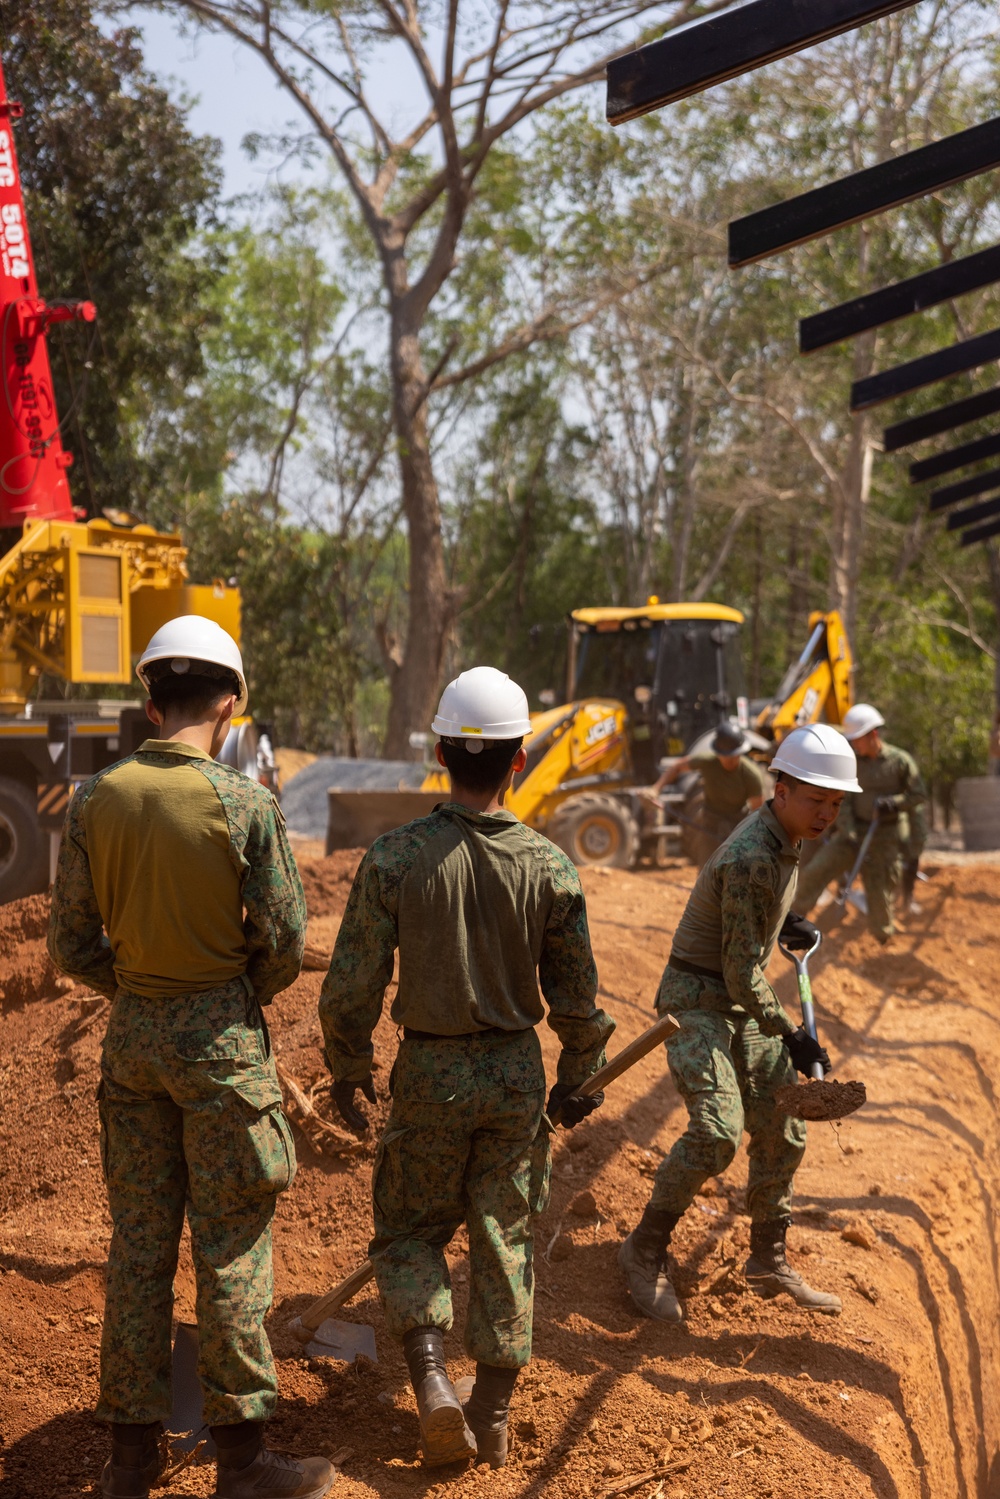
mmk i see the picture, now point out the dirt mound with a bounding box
[0,892,69,1008]
[296,850,364,920]
[3,859,1000,1496]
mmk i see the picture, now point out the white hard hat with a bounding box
[136,615,248,714]
[840,702,885,741]
[770,722,861,793]
[432,666,531,749]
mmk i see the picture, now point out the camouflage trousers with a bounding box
[96,979,296,1426]
[795,830,903,941]
[370,1029,551,1369]
[649,976,806,1221]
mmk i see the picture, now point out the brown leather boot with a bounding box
[100,1422,162,1498]
[454,1364,519,1468]
[402,1327,477,1466]
[744,1217,841,1314]
[212,1421,335,1497]
[619,1207,683,1322]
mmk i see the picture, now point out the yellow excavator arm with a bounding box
[754,610,853,739]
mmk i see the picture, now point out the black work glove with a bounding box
[546,1081,604,1128]
[333,1075,377,1134]
[779,912,820,951]
[872,795,899,820]
[783,1027,832,1077]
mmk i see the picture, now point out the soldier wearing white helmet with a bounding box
[320,667,614,1469]
[48,616,333,1499]
[619,723,860,1326]
[795,704,928,940]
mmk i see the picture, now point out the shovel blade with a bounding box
[169,1322,216,1456]
[304,1317,378,1363]
[776,1078,867,1121]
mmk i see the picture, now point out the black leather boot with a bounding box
[212,1420,335,1498]
[618,1207,683,1322]
[100,1422,162,1498]
[402,1326,477,1466]
[744,1216,841,1314]
[454,1364,519,1468]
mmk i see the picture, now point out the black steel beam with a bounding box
[801,243,1000,354]
[910,430,1000,483]
[730,117,1000,266]
[851,326,1000,411]
[960,514,1000,546]
[929,466,1000,512]
[945,495,1000,530]
[884,385,1000,450]
[606,0,918,125]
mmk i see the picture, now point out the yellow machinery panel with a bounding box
[130,580,241,661]
[64,546,130,682]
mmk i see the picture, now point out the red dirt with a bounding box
[2,855,1000,1497]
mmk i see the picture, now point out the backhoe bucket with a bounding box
[326,788,442,853]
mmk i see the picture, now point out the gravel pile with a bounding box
[281,756,426,838]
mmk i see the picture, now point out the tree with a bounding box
[2,0,223,516]
[145,0,745,753]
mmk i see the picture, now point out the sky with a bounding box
[127,7,428,200]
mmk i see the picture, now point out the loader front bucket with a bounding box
[326,788,443,853]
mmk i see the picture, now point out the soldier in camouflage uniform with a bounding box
[619,723,861,1324]
[48,616,333,1499]
[320,667,613,1470]
[794,704,928,942]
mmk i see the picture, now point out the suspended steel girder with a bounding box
[945,494,1000,530]
[883,386,1000,451]
[960,514,1000,546]
[606,0,919,125]
[800,242,1000,354]
[929,466,1000,512]
[909,430,1000,483]
[729,117,1000,267]
[851,326,1000,411]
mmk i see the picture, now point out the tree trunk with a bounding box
[382,313,452,758]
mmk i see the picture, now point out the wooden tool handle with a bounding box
[289,1010,679,1338]
[570,1012,679,1102]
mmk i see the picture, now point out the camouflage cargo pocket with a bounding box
[228,1073,297,1197]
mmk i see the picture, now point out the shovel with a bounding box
[288,1009,682,1346]
[826,811,879,926]
[774,927,866,1122]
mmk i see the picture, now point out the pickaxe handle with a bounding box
[288,1011,680,1341]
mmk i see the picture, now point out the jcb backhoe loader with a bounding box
[326,602,853,867]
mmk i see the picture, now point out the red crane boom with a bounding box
[0,54,94,531]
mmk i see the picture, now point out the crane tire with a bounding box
[0,776,49,906]
[549,793,640,870]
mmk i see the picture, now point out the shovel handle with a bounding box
[781,942,825,1082]
[290,1011,681,1339]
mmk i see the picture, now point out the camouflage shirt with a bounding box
[840,742,927,845]
[666,802,799,1037]
[48,739,306,1004]
[320,802,614,1087]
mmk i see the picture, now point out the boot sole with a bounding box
[420,1407,477,1467]
[214,1476,336,1499]
[746,1274,841,1314]
[618,1238,683,1323]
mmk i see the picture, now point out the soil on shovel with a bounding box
[3,849,1000,1498]
[775,1078,868,1121]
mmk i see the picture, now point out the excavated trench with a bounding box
[1,851,1000,1498]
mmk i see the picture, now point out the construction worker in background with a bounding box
[47,616,333,1499]
[793,704,928,942]
[649,722,766,867]
[320,667,614,1470]
[619,723,861,1324]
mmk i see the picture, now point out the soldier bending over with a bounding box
[619,724,860,1323]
